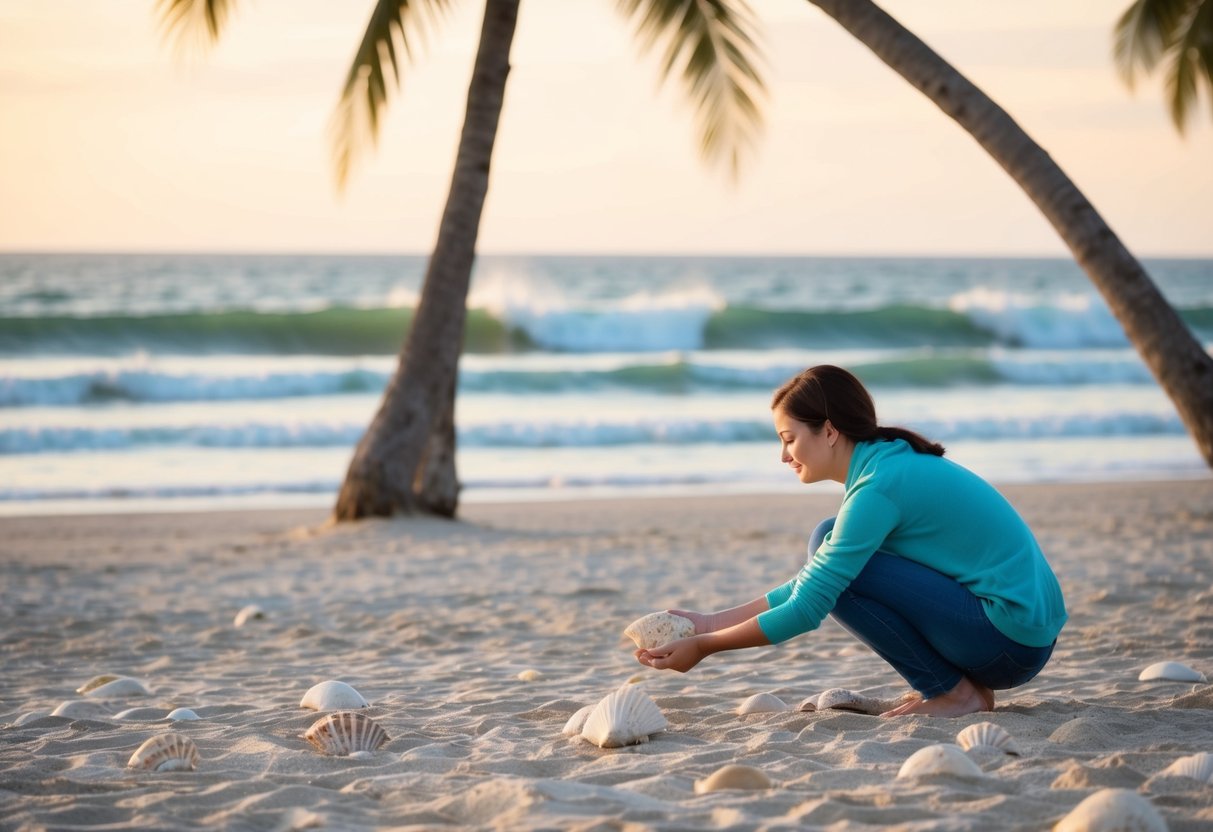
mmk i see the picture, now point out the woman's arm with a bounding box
[635,616,771,673]
[671,596,770,634]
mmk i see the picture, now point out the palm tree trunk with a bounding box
[334,0,521,520]
[808,0,1213,466]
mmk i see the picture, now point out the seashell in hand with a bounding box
[694,764,773,794]
[1053,788,1167,832]
[300,680,368,711]
[127,733,200,772]
[737,692,790,715]
[581,684,668,748]
[1161,751,1213,783]
[1137,661,1206,682]
[76,674,122,694]
[623,612,695,650]
[956,722,1021,756]
[562,704,595,737]
[84,676,151,698]
[897,744,984,780]
[233,605,265,628]
[304,711,389,756]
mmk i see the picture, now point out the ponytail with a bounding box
[772,365,946,457]
[872,425,945,457]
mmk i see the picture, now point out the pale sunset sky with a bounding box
[1,0,1210,257]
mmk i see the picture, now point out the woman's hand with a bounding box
[667,609,714,634]
[634,636,706,673]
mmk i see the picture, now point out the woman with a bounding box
[635,365,1066,717]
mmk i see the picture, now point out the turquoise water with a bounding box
[2,253,1210,514]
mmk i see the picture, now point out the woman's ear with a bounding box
[824,420,838,447]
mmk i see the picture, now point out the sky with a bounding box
[1,0,1210,257]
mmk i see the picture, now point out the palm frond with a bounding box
[1112,0,1193,86]
[330,0,457,191]
[156,0,239,52]
[1163,0,1213,131]
[617,0,767,179]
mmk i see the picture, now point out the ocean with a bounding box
[3,253,1210,516]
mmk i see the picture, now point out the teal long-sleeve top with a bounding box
[757,439,1067,648]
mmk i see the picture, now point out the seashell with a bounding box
[562,704,594,737]
[112,707,166,721]
[166,708,200,721]
[84,677,152,698]
[1053,788,1167,832]
[77,674,122,694]
[233,604,265,628]
[127,733,199,772]
[814,688,885,714]
[304,711,389,756]
[300,680,368,711]
[694,764,773,794]
[897,744,985,780]
[1138,661,1206,683]
[517,669,544,682]
[581,685,668,748]
[50,700,110,720]
[956,722,1021,756]
[13,712,49,726]
[1161,751,1213,783]
[737,692,790,715]
[623,612,695,650]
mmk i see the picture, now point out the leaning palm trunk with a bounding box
[809,0,1213,466]
[334,0,520,519]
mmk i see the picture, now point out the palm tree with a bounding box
[158,0,766,519]
[801,0,1213,469]
[1113,0,1213,133]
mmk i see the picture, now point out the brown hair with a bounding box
[771,365,945,456]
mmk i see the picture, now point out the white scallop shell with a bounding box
[304,711,389,756]
[233,604,265,628]
[517,669,544,682]
[581,685,667,748]
[84,677,151,698]
[1053,788,1167,832]
[76,674,122,694]
[166,708,200,721]
[300,680,368,711]
[694,764,773,794]
[562,704,595,737]
[50,700,110,720]
[623,612,695,650]
[1137,661,1206,682]
[1161,751,1213,783]
[956,722,1021,756]
[127,733,200,772]
[737,692,790,715]
[897,744,985,780]
[814,688,885,714]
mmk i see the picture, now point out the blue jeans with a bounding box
[810,518,1055,699]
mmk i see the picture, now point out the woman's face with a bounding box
[773,408,834,484]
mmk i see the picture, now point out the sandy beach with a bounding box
[2,479,1212,831]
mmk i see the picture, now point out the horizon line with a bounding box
[3,248,1212,261]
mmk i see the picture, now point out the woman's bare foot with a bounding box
[880,678,994,718]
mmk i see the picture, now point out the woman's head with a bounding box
[771,365,945,458]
